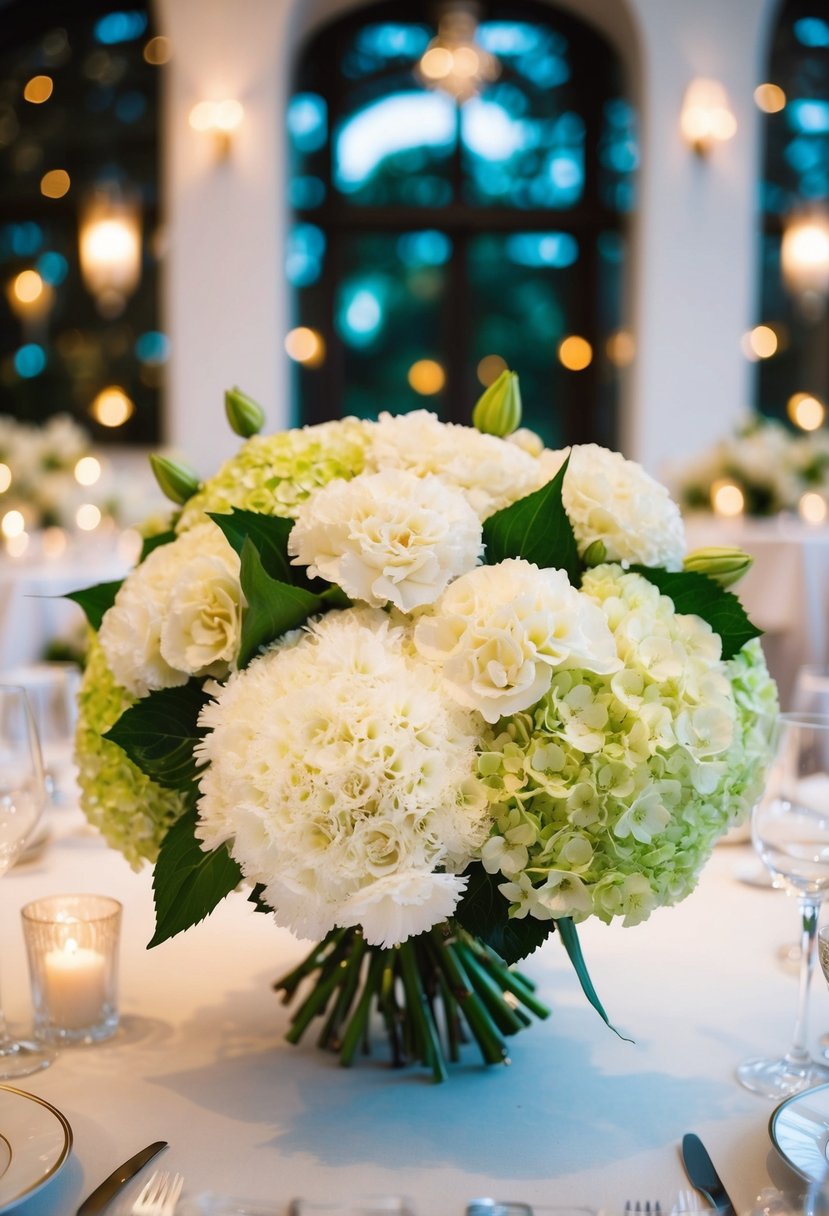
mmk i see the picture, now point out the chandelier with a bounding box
[416,2,499,103]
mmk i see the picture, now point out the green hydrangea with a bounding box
[75,635,185,869]
[177,418,371,531]
[477,566,777,928]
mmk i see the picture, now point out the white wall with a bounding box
[156,0,781,479]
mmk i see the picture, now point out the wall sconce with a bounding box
[781,214,829,315]
[78,184,142,318]
[189,99,244,159]
[680,78,737,156]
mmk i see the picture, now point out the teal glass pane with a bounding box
[333,90,455,206]
[599,98,638,212]
[0,2,161,444]
[287,93,327,210]
[461,21,585,208]
[468,231,624,447]
[762,7,829,212]
[294,231,451,422]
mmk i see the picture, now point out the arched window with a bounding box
[0,1,165,445]
[756,2,829,427]
[287,1,636,448]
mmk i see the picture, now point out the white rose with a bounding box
[538,444,686,570]
[160,553,244,676]
[99,522,242,696]
[289,469,483,611]
[414,558,621,723]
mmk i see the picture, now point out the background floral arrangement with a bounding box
[72,378,777,1080]
[0,412,122,533]
[669,415,829,517]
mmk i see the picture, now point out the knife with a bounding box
[76,1140,168,1216]
[681,1133,736,1216]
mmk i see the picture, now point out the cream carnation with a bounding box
[366,410,543,519]
[414,558,621,724]
[194,608,489,944]
[289,469,483,611]
[538,444,686,570]
[99,523,242,697]
[339,871,468,948]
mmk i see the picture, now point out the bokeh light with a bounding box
[710,479,745,517]
[40,169,70,198]
[477,354,508,386]
[74,456,102,486]
[284,327,326,366]
[91,386,134,427]
[23,75,53,104]
[754,83,786,113]
[799,492,828,525]
[408,359,446,395]
[76,503,102,531]
[558,335,593,370]
[788,392,826,431]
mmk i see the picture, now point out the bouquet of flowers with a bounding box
[670,415,829,517]
[73,376,777,1081]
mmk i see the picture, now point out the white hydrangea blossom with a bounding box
[99,523,242,697]
[289,469,483,612]
[366,410,544,519]
[414,558,621,724]
[538,444,686,570]
[477,565,777,926]
[194,609,489,946]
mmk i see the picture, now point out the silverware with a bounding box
[131,1169,184,1215]
[681,1133,736,1216]
[76,1140,168,1216]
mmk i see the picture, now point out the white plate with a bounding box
[769,1081,829,1182]
[0,1085,72,1212]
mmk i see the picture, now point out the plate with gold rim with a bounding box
[0,1084,72,1212]
[769,1081,829,1182]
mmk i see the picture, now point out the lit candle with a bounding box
[42,936,107,1029]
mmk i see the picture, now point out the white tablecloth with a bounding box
[684,515,829,709]
[2,808,825,1216]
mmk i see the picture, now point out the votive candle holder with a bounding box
[21,894,122,1044]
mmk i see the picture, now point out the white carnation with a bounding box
[194,608,489,944]
[414,558,621,724]
[99,523,242,696]
[289,469,483,611]
[366,410,542,518]
[538,444,686,570]
[339,871,468,948]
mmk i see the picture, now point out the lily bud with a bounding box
[582,539,607,568]
[472,370,522,437]
[225,386,265,437]
[149,453,201,505]
[683,545,753,588]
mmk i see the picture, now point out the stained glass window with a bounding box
[288,1,637,449]
[0,2,163,444]
[756,2,829,428]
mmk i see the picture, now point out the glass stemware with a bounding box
[0,685,54,1077]
[737,712,829,1098]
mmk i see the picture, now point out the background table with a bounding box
[684,515,829,709]
[1,807,823,1216]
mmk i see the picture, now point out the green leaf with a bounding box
[482,454,580,584]
[239,537,323,667]
[453,864,555,964]
[209,510,294,584]
[140,529,177,562]
[557,917,631,1040]
[247,883,272,915]
[631,566,761,660]
[65,580,123,630]
[104,682,210,790]
[149,807,242,947]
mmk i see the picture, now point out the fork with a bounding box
[131,1169,184,1216]
[625,1205,662,1215]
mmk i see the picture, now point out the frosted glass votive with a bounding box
[21,894,122,1044]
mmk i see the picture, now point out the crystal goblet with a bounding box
[737,712,829,1098]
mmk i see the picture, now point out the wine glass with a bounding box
[0,685,54,1077]
[737,712,829,1098]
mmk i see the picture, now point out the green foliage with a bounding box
[149,808,242,947]
[238,538,323,667]
[557,917,630,1040]
[104,682,210,790]
[65,580,123,631]
[453,864,555,964]
[482,455,580,585]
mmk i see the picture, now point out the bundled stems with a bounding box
[273,922,550,1082]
